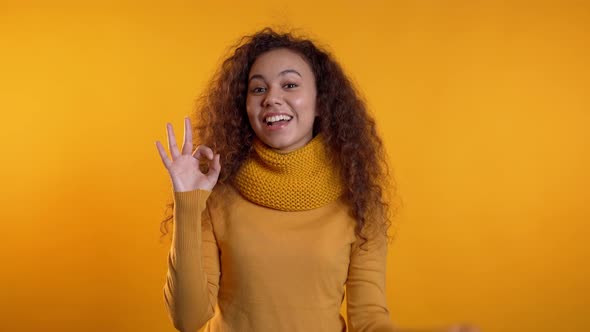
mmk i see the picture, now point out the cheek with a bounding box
[300,94,317,118]
[245,99,255,117]
[292,93,315,112]
[246,94,262,109]
[302,87,317,113]
[245,107,262,130]
[245,109,256,125]
[245,96,252,112]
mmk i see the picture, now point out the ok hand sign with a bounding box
[155,117,221,192]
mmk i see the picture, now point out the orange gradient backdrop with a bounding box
[1,1,588,332]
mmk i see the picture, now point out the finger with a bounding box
[166,123,181,160]
[181,117,193,155]
[155,141,172,169]
[207,154,221,182]
[193,144,214,160]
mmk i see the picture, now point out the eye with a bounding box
[284,83,298,89]
[250,87,266,93]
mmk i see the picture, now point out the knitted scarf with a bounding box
[232,134,345,211]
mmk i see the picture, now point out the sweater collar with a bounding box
[232,134,345,211]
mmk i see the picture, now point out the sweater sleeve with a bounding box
[163,189,221,332]
[346,234,395,332]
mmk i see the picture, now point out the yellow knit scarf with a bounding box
[232,134,345,211]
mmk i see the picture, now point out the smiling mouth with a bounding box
[265,114,293,126]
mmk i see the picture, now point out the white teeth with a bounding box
[265,115,293,123]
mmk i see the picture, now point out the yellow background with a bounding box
[1,1,588,331]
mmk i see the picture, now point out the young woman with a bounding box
[156,28,478,332]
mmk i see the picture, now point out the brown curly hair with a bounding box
[160,27,396,248]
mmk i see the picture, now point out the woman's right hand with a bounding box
[155,117,221,192]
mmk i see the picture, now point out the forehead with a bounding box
[249,48,314,77]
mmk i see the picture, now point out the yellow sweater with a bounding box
[163,136,395,332]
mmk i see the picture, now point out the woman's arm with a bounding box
[346,234,395,332]
[346,234,481,332]
[157,118,222,331]
[163,189,221,332]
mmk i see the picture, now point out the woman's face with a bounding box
[246,48,318,153]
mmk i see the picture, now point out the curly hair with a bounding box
[160,27,396,248]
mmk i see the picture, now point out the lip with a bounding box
[265,119,291,131]
[261,111,293,121]
[261,112,293,131]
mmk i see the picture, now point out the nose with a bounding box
[262,86,282,107]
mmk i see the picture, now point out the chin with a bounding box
[265,138,291,150]
[254,128,312,152]
[259,136,296,151]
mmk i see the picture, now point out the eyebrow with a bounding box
[248,69,302,82]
